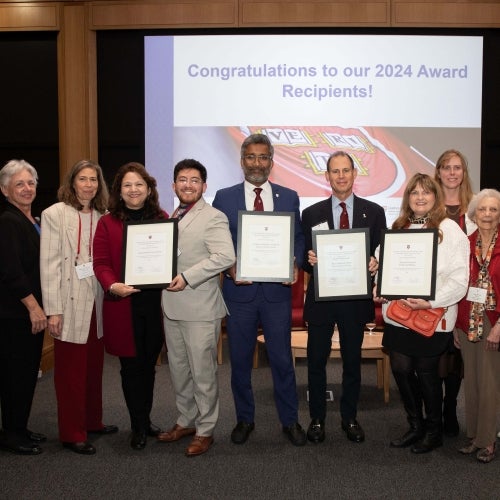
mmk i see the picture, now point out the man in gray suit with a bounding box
[159,159,235,457]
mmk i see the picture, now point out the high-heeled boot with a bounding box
[390,371,425,448]
[411,371,443,454]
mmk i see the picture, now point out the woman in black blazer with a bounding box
[0,159,47,455]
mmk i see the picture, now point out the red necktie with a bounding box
[339,202,349,229]
[254,188,264,211]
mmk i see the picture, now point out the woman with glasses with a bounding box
[379,173,469,454]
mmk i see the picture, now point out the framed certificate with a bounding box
[312,228,371,301]
[378,228,438,300]
[236,211,294,282]
[122,219,178,288]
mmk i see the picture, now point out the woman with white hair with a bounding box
[0,159,47,455]
[455,188,500,463]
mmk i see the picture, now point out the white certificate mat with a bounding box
[378,228,438,300]
[312,229,371,301]
[236,211,294,282]
[122,219,178,288]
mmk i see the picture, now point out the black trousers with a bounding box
[119,293,164,431]
[0,317,44,434]
[307,314,365,421]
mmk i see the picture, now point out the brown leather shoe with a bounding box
[157,424,196,443]
[185,435,213,457]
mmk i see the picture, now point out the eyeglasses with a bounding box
[176,177,202,185]
[242,154,272,163]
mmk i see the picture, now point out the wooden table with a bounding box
[257,330,390,403]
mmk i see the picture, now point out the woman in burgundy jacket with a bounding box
[93,162,168,450]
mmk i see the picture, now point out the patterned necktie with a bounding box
[339,202,349,229]
[177,204,188,220]
[254,188,264,211]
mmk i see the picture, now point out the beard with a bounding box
[243,166,271,185]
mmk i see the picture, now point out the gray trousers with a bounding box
[458,316,500,448]
[163,317,221,436]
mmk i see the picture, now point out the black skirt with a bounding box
[382,323,453,358]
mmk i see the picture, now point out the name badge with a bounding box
[75,262,94,279]
[312,221,329,231]
[466,286,487,304]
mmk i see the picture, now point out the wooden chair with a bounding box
[217,270,307,368]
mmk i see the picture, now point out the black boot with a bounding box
[443,372,461,437]
[411,371,443,454]
[390,371,425,448]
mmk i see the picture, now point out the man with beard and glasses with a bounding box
[213,133,306,447]
[159,159,235,457]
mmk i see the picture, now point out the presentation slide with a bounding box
[144,34,483,225]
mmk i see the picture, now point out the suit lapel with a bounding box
[352,195,368,228]
[236,183,247,211]
[179,197,206,229]
[315,197,334,229]
[270,183,280,211]
[64,205,79,254]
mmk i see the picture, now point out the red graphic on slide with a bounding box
[228,126,434,198]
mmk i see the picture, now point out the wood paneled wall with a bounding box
[0,0,499,175]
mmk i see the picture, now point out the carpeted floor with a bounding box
[1,342,498,500]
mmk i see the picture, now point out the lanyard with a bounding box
[75,211,93,265]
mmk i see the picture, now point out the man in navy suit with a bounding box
[302,151,386,444]
[213,133,306,446]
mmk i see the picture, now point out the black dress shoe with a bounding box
[88,424,118,435]
[231,422,255,444]
[63,441,96,455]
[0,439,43,455]
[307,419,325,443]
[411,433,443,454]
[341,419,365,443]
[147,423,162,437]
[130,430,147,450]
[283,422,307,446]
[390,428,424,448]
[27,430,47,443]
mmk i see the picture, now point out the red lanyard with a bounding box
[76,211,93,264]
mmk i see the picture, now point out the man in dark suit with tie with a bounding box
[301,151,386,444]
[213,133,306,446]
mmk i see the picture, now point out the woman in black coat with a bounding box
[0,159,47,455]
